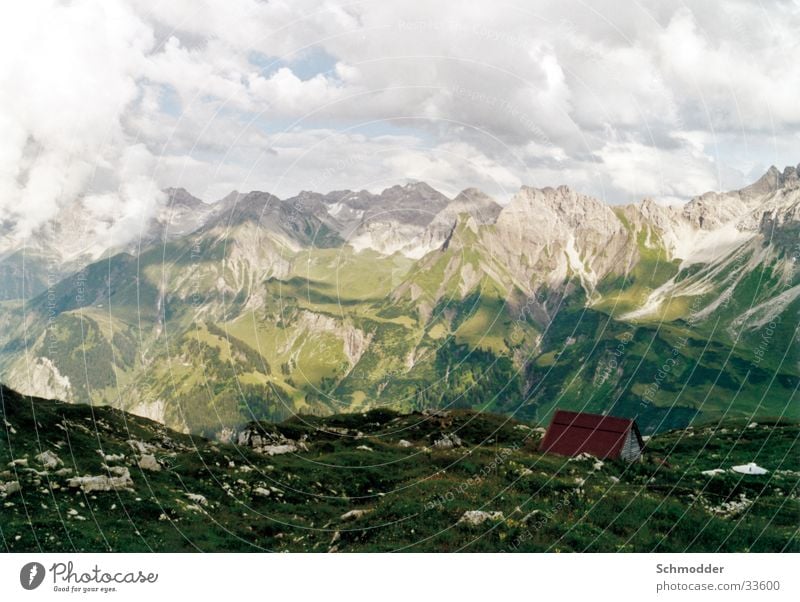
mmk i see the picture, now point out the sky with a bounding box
[1,0,799,245]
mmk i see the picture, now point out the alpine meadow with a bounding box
[0,0,798,564]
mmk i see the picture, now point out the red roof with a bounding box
[539,410,642,459]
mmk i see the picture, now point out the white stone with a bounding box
[457,510,505,526]
[731,462,768,475]
[137,454,161,472]
[35,450,62,470]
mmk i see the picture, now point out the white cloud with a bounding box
[2,0,800,256]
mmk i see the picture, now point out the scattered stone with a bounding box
[67,468,133,493]
[747,422,758,429]
[457,510,505,526]
[54,468,72,477]
[35,451,62,470]
[707,493,752,516]
[608,476,620,484]
[514,424,531,431]
[356,445,373,452]
[422,409,451,418]
[236,426,308,456]
[432,433,462,449]
[7,458,28,468]
[262,444,298,456]
[701,468,727,477]
[253,487,271,497]
[0,481,21,495]
[592,460,604,471]
[137,454,161,472]
[340,509,371,521]
[398,440,413,448]
[127,440,154,454]
[185,493,208,506]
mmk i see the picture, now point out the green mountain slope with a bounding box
[0,174,798,436]
[1,385,797,552]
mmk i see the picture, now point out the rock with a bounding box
[701,468,727,476]
[432,433,462,449]
[253,487,271,497]
[7,458,28,467]
[137,454,161,472]
[262,443,297,456]
[340,509,371,521]
[608,476,620,484]
[398,440,413,448]
[0,481,21,495]
[592,460,604,471]
[731,462,768,475]
[521,509,542,523]
[457,510,505,526]
[67,468,133,493]
[356,445,373,452]
[186,493,208,506]
[35,451,62,470]
[54,468,72,477]
[127,440,154,454]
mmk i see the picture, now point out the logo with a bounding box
[20,562,46,590]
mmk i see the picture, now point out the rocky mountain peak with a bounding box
[164,187,206,209]
[740,164,800,197]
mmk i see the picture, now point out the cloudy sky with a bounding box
[1,0,799,242]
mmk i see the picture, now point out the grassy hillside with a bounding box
[1,385,797,552]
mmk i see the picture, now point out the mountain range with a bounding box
[0,166,797,437]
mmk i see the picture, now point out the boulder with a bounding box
[137,454,161,472]
[67,468,133,493]
[35,451,62,470]
[0,481,21,495]
[185,493,208,506]
[432,433,462,449]
[340,509,371,521]
[457,510,505,526]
